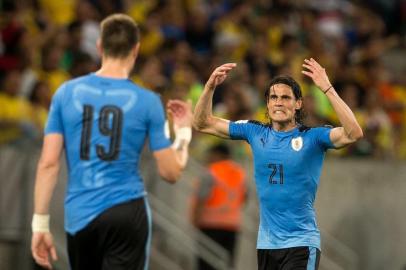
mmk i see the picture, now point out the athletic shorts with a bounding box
[67,197,151,270]
[257,246,320,270]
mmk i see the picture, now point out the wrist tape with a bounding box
[172,127,192,149]
[32,214,50,233]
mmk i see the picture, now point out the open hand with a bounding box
[167,99,193,129]
[206,63,237,90]
[302,58,332,93]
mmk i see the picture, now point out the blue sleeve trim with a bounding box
[147,94,172,151]
[150,139,172,152]
[320,127,336,150]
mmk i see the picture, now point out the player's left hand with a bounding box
[205,63,237,90]
[167,99,193,129]
[301,58,332,93]
[31,232,58,269]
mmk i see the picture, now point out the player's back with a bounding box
[46,73,170,233]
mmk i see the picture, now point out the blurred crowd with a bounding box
[0,0,405,159]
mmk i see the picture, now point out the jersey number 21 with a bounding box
[268,163,284,185]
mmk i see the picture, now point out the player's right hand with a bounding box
[167,99,193,129]
[31,232,58,269]
[205,63,237,90]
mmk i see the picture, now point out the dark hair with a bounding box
[264,75,305,125]
[100,14,140,58]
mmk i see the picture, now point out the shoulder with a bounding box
[248,120,269,127]
[298,125,334,147]
[128,81,161,100]
[234,120,269,128]
[298,124,333,133]
[229,120,269,139]
[57,75,91,93]
[66,74,92,86]
[141,88,161,101]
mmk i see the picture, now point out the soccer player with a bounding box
[31,14,193,270]
[193,58,363,270]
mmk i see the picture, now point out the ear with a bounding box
[132,42,140,61]
[96,39,103,56]
[295,99,302,110]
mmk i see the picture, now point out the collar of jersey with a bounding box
[90,73,131,83]
[270,126,299,138]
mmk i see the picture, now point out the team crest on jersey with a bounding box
[291,137,303,151]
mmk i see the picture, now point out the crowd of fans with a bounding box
[0,0,405,159]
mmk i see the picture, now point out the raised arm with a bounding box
[193,63,237,138]
[302,58,363,148]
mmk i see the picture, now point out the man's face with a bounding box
[267,83,302,124]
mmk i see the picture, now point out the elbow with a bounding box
[192,119,205,132]
[158,167,182,184]
[160,172,181,184]
[346,127,363,144]
[352,126,364,141]
[165,176,179,184]
[38,157,60,171]
[192,116,211,132]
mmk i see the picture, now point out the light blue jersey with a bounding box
[229,120,335,249]
[45,74,171,234]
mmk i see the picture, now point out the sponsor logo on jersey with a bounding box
[260,137,267,147]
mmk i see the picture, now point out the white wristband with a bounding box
[172,127,192,149]
[32,214,50,233]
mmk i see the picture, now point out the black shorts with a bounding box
[67,197,151,270]
[197,228,238,269]
[257,246,320,270]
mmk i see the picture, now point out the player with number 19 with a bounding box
[193,60,363,270]
[31,14,193,270]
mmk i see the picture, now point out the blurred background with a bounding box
[0,0,405,269]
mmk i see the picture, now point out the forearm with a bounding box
[171,128,191,169]
[325,88,363,139]
[34,162,60,214]
[193,84,215,130]
[157,127,191,183]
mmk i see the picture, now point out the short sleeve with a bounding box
[313,126,335,150]
[229,120,254,142]
[147,94,171,151]
[44,84,66,135]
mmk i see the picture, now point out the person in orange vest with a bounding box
[191,143,247,270]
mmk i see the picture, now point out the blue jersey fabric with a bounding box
[229,121,335,249]
[45,73,171,234]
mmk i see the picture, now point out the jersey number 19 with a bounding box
[80,104,123,161]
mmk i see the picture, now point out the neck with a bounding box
[272,120,297,132]
[96,56,134,79]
